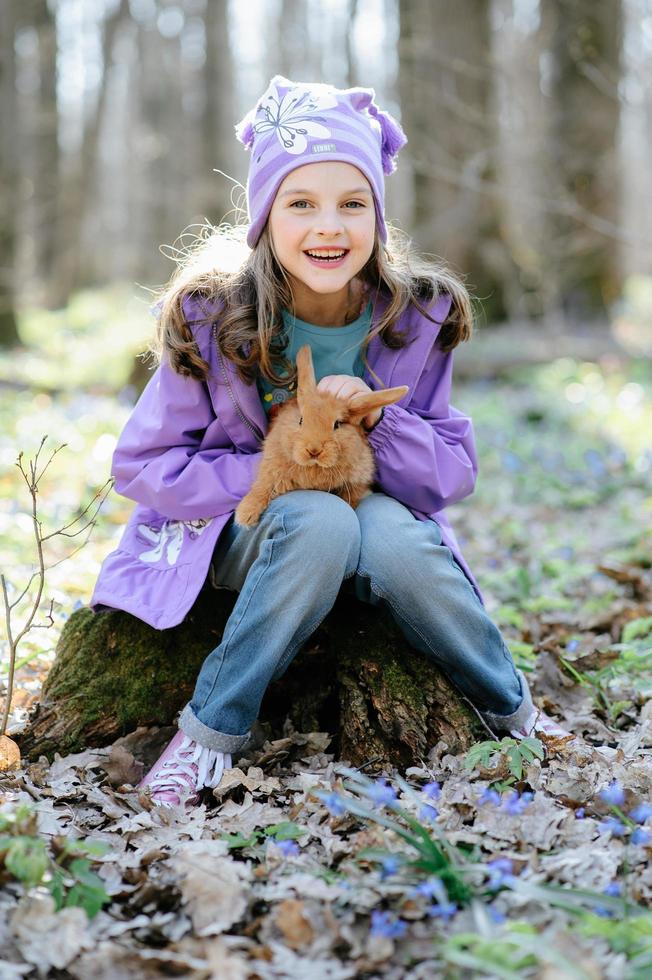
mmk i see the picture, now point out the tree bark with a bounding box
[543,0,624,320]
[0,0,21,346]
[49,0,130,309]
[31,0,59,299]
[17,586,482,768]
[398,0,509,322]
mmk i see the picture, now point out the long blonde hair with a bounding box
[151,219,474,386]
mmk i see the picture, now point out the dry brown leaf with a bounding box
[202,936,253,980]
[212,766,282,801]
[9,892,92,972]
[273,898,315,950]
[99,744,144,788]
[0,735,21,772]
[171,840,252,937]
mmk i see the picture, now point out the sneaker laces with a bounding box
[149,735,230,796]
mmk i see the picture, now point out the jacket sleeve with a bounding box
[366,338,477,514]
[111,354,261,521]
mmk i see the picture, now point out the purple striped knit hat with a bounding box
[235,75,407,248]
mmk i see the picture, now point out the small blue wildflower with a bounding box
[418,804,439,823]
[322,792,347,816]
[631,828,651,846]
[598,816,626,837]
[366,778,399,808]
[502,451,523,473]
[566,639,580,652]
[427,901,458,921]
[629,803,652,825]
[268,839,299,857]
[501,791,533,816]
[486,857,514,891]
[593,905,614,919]
[487,902,507,924]
[575,807,585,819]
[584,450,606,477]
[370,909,407,939]
[603,881,622,897]
[380,855,402,880]
[599,780,625,807]
[478,788,501,807]
[422,781,442,802]
[412,877,444,900]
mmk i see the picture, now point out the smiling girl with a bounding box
[91,76,572,808]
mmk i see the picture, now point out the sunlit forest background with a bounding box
[3,0,652,328]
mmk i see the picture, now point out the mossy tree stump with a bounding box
[18,585,483,768]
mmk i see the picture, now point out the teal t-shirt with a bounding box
[257,301,373,417]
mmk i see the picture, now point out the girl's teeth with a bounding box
[306,251,347,260]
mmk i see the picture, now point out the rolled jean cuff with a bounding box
[179,703,252,754]
[481,670,534,732]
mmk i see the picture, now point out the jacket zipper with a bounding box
[214,325,264,443]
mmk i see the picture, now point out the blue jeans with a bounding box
[179,491,533,753]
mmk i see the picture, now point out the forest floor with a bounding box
[0,293,651,978]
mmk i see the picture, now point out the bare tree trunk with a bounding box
[490,0,556,321]
[0,0,21,346]
[398,0,508,321]
[277,0,312,79]
[49,0,130,309]
[194,0,237,228]
[31,0,59,296]
[618,0,652,280]
[543,0,624,321]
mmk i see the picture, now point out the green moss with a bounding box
[34,591,237,756]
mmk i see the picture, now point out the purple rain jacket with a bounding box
[90,290,481,630]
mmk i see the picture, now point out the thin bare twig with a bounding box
[41,477,113,543]
[1,438,111,737]
[9,480,112,609]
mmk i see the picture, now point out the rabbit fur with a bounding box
[235,344,408,526]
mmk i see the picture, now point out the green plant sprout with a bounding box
[464,736,545,784]
[0,803,110,919]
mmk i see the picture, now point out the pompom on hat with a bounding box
[235,75,407,248]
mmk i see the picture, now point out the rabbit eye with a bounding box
[333,420,342,430]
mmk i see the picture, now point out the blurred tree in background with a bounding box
[1,0,652,341]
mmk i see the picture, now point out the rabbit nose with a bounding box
[306,446,321,457]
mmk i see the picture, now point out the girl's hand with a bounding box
[317,375,382,430]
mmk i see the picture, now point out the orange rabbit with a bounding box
[235,344,408,526]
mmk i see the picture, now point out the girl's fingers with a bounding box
[318,375,371,401]
[317,375,350,396]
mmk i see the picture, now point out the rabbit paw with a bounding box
[235,495,263,527]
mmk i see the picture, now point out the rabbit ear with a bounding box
[296,345,316,396]
[347,385,409,422]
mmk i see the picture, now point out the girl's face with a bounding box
[268,161,376,314]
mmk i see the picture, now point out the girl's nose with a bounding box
[313,209,344,235]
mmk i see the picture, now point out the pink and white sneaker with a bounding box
[138,730,232,808]
[510,708,575,742]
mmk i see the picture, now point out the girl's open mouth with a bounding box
[303,249,350,268]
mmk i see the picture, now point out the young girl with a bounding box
[91,75,571,808]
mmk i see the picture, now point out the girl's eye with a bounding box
[298,416,303,426]
[333,420,342,430]
[290,200,365,209]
